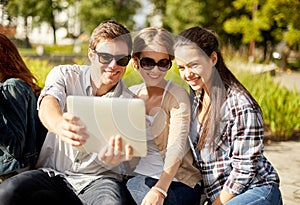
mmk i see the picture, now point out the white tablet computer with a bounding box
[67,96,147,156]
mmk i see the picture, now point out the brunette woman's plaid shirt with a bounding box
[188,88,280,202]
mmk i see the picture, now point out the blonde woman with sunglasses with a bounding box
[126,27,202,205]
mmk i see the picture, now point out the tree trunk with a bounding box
[51,22,56,45]
[24,17,31,48]
[248,40,255,62]
[280,46,290,72]
[50,6,56,45]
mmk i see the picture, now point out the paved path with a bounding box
[235,63,300,93]
[264,141,300,205]
[273,71,300,93]
[264,70,300,205]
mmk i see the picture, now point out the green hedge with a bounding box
[24,58,53,88]
[234,70,300,140]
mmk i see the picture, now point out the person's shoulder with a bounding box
[0,78,34,99]
[52,64,89,74]
[228,89,249,102]
[168,81,186,90]
[47,64,90,82]
[2,77,22,85]
[163,81,190,106]
[128,83,143,94]
[226,88,257,110]
[1,78,30,90]
[119,80,137,98]
[167,81,189,96]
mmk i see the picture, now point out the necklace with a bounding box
[196,88,204,105]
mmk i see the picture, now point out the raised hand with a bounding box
[98,135,133,166]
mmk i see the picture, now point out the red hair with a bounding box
[0,33,41,96]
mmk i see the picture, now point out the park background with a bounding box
[0,0,300,204]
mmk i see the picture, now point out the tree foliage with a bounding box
[2,0,300,67]
[261,0,300,46]
[78,0,140,34]
[7,0,37,19]
[7,0,75,44]
[223,0,300,47]
[223,0,300,66]
[151,0,240,45]
[223,1,270,44]
[163,0,205,34]
[6,0,40,46]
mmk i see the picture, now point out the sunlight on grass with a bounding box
[24,58,53,88]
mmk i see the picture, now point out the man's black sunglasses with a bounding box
[93,51,131,66]
[138,57,172,72]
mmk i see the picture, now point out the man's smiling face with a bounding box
[89,39,129,88]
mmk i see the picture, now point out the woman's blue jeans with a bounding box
[126,175,202,205]
[225,184,283,205]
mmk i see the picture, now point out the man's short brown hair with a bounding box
[89,20,132,54]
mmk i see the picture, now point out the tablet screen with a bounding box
[67,96,147,156]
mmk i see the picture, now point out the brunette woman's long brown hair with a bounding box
[0,33,41,96]
[175,26,261,150]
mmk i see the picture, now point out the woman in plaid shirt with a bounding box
[173,26,283,205]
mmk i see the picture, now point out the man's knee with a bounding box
[0,175,21,204]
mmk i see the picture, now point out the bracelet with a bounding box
[151,186,168,199]
[151,189,165,199]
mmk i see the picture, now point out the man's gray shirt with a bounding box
[36,64,135,193]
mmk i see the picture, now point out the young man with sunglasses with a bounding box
[0,20,136,205]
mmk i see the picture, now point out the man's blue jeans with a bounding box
[225,184,283,205]
[126,175,202,205]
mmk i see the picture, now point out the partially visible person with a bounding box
[0,33,46,182]
[173,26,283,205]
[0,20,136,205]
[126,27,202,205]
